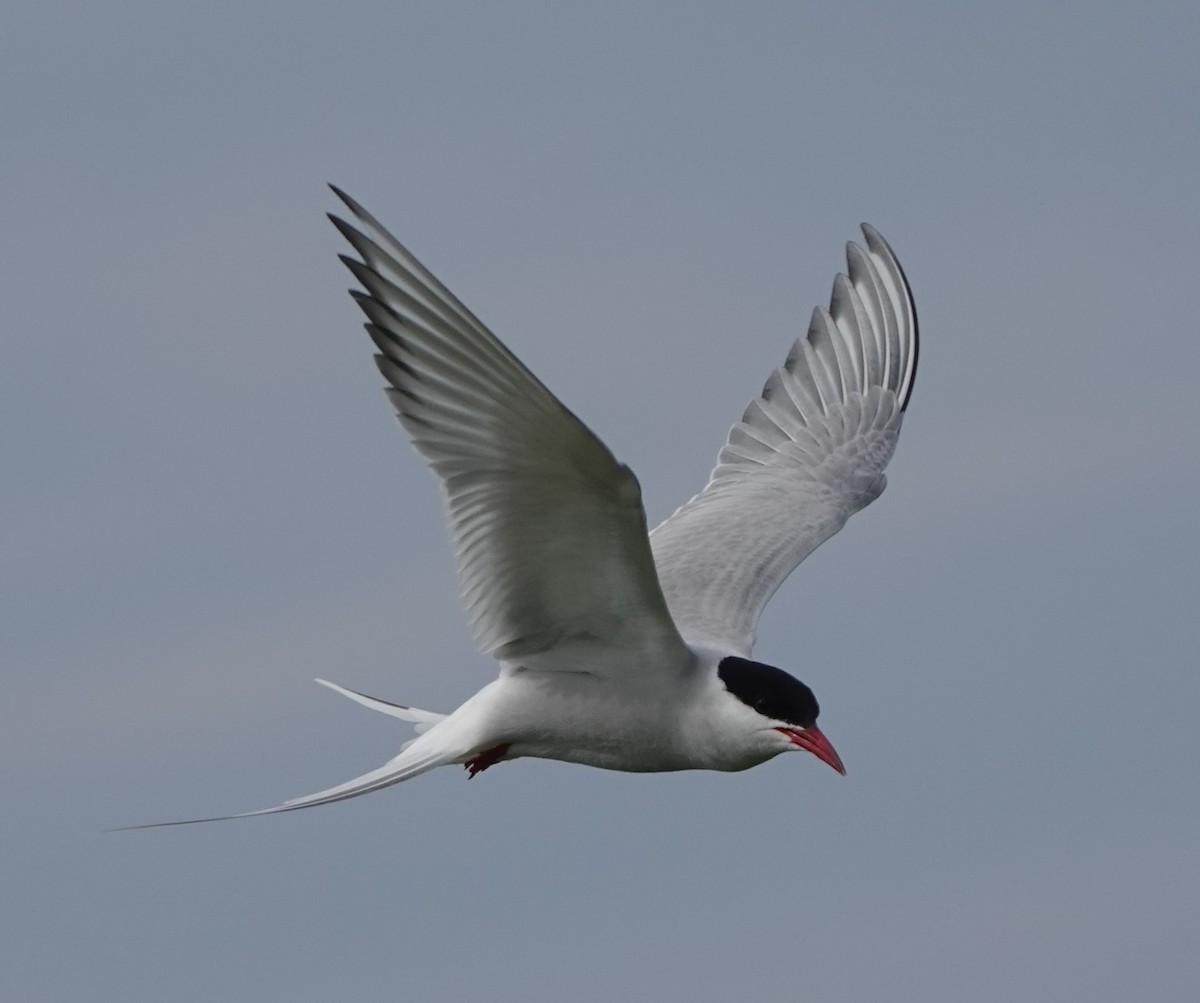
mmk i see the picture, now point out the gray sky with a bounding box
[4,2,1199,1000]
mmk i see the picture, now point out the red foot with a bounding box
[465,743,510,778]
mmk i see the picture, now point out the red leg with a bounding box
[464,743,510,778]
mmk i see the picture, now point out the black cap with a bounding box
[718,656,820,728]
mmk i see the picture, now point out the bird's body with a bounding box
[122,188,917,828]
[396,646,805,777]
[431,668,703,775]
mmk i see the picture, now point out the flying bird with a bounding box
[124,188,917,827]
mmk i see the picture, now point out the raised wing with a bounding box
[649,225,918,655]
[330,188,687,668]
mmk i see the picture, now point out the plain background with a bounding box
[4,3,1199,1001]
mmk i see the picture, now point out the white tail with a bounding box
[315,677,446,748]
[111,681,460,830]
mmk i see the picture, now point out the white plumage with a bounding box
[120,190,917,828]
[650,222,916,654]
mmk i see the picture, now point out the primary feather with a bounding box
[329,187,687,670]
[649,225,917,655]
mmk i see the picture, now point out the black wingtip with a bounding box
[328,184,370,224]
[337,251,366,276]
[327,211,353,244]
[858,223,920,413]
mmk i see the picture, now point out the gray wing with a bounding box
[330,189,687,669]
[649,225,918,655]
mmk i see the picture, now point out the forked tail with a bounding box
[314,677,446,747]
[110,680,459,830]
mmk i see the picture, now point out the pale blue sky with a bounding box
[4,2,1199,1001]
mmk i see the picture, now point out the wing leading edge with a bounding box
[331,188,688,670]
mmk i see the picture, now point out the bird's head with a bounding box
[717,656,846,774]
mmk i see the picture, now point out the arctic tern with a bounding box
[124,188,917,827]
